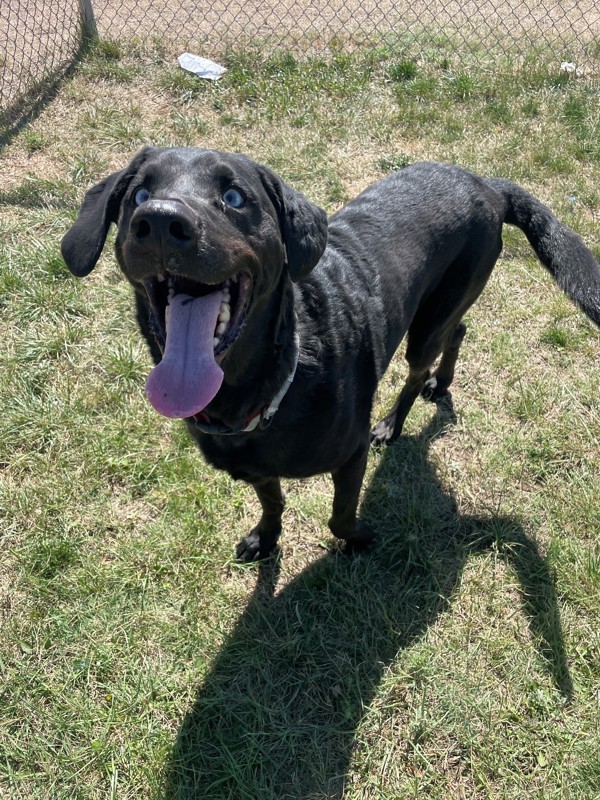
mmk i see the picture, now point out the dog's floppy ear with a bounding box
[61,147,153,277]
[260,167,328,282]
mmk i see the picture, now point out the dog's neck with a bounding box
[193,331,299,434]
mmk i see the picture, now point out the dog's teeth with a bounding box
[213,337,220,348]
[218,305,230,323]
[216,321,227,336]
[165,274,173,295]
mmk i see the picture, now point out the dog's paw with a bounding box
[235,526,280,562]
[235,531,262,562]
[339,521,376,555]
[369,420,394,447]
[421,376,449,402]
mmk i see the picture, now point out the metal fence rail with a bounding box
[2,0,599,130]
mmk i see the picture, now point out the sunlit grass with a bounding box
[0,35,599,799]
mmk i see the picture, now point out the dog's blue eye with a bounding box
[223,188,245,208]
[134,187,150,206]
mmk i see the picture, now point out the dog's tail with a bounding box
[487,178,600,327]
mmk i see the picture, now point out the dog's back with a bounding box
[314,163,507,376]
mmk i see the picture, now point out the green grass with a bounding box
[0,35,599,799]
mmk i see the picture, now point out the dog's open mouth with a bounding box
[143,271,252,358]
[142,271,253,419]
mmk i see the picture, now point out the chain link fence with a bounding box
[92,0,600,56]
[2,0,599,133]
[0,1,87,131]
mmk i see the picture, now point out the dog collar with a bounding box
[192,333,300,435]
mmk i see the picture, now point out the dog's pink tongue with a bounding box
[146,291,224,418]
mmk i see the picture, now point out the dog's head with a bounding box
[61,147,328,418]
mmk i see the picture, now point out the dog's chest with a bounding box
[192,427,299,481]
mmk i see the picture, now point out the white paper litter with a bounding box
[178,52,226,81]
[560,61,582,77]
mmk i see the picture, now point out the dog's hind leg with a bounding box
[370,364,431,447]
[372,237,501,448]
[422,321,467,402]
[371,312,470,446]
[236,477,285,562]
[329,445,375,551]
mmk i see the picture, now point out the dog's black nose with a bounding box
[131,200,196,253]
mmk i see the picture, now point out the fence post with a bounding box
[78,0,98,41]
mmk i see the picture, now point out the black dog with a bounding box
[61,148,600,560]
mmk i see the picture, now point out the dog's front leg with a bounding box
[236,477,285,562]
[329,445,375,552]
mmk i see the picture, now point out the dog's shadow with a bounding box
[162,406,572,799]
